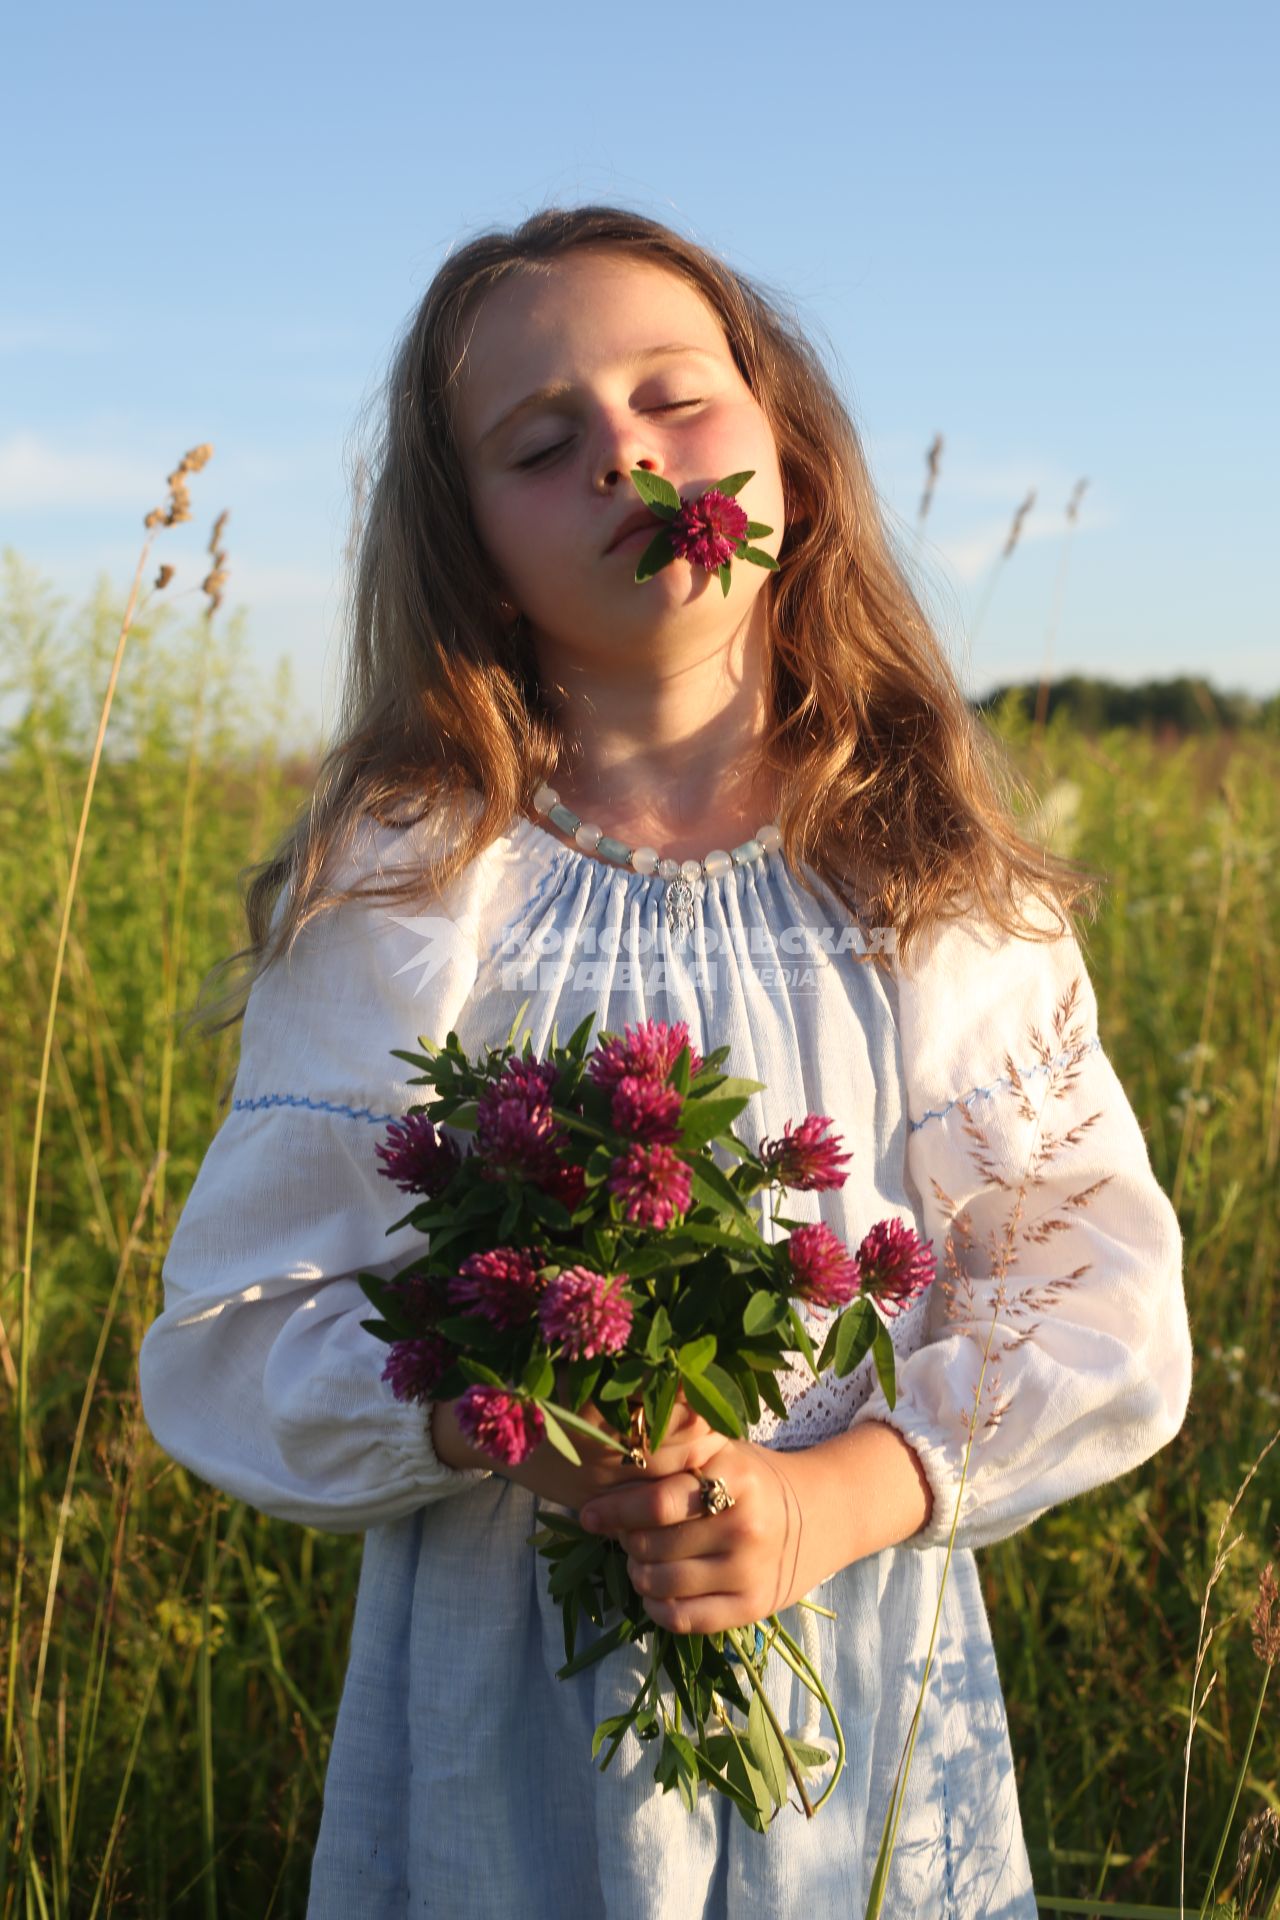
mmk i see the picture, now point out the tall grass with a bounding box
[0,544,1276,1916]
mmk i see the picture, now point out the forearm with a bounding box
[781,1418,934,1590]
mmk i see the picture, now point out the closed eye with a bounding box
[514,400,704,471]
[514,440,570,470]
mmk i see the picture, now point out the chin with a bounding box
[626,560,764,610]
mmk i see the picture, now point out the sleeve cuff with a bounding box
[848,1391,978,1553]
[384,1387,495,1499]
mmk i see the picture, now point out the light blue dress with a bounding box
[139,809,1193,1919]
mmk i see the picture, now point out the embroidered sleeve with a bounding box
[848,894,1194,1553]
[139,818,497,1532]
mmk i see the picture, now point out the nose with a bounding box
[592,412,665,491]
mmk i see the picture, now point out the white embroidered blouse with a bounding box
[139,806,1193,1918]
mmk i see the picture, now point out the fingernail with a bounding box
[579,1507,600,1531]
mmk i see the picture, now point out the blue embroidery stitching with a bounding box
[232,1093,396,1125]
[909,1034,1101,1133]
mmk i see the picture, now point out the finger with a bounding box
[626,1552,727,1603]
[640,1594,759,1637]
[640,1401,702,1453]
[579,1471,705,1537]
[623,1512,737,1564]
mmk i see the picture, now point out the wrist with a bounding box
[429,1396,495,1472]
[782,1420,934,1582]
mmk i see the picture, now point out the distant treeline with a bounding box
[973,674,1279,735]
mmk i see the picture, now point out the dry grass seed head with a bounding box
[1251,1562,1280,1665]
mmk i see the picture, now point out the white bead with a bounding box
[704,849,732,875]
[533,782,559,813]
[756,821,782,851]
[575,822,603,851]
[681,859,702,882]
[631,845,659,874]
[657,857,680,880]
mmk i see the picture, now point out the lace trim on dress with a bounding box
[748,1292,931,1449]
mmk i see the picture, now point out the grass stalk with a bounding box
[1179,1424,1280,1918]
[5,448,213,1813]
[29,1159,164,1728]
[4,530,156,1819]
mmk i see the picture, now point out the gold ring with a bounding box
[696,1472,735,1517]
[623,1401,648,1470]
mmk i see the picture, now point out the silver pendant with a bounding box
[663,874,696,938]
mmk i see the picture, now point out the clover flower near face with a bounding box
[610,1073,684,1145]
[759,1113,852,1192]
[786,1221,862,1309]
[606,1142,693,1230]
[538,1266,634,1360]
[588,1017,703,1091]
[855,1218,936,1319]
[374,1110,463,1197]
[455,1385,545,1466]
[447,1245,546,1329]
[667,488,750,572]
[629,467,778,597]
[381,1332,454,1406]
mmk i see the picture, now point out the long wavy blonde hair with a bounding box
[187,202,1099,1038]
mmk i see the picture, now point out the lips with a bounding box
[604,507,663,555]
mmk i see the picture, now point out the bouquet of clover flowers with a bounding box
[358,1004,936,1831]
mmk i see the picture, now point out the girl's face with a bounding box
[453,248,785,666]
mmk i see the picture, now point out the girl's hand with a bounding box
[574,1437,814,1636]
[431,1383,726,1515]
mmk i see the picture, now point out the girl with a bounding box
[140,205,1193,1918]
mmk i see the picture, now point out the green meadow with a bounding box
[1,545,1276,1918]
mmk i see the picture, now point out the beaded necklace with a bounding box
[531,781,781,938]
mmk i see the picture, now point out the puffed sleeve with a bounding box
[849,889,1193,1553]
[138,811,501,1532]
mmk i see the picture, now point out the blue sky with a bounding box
[4,0,1275,753]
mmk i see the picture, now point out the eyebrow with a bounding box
[475,343,721,451]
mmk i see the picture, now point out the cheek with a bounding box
[473,489,558,591]
[715,409,784,523]
[763,445,787,536]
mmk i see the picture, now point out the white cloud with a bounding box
[227,560,341,608]
[0,433,159,511]
[880,443,1082,510]
[856,435,1114,584]
[927,504,1111,585]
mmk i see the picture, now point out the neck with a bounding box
[531,610,776,854]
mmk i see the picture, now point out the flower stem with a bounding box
[754,1618,846,1812]
[726,1624,816,1818]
